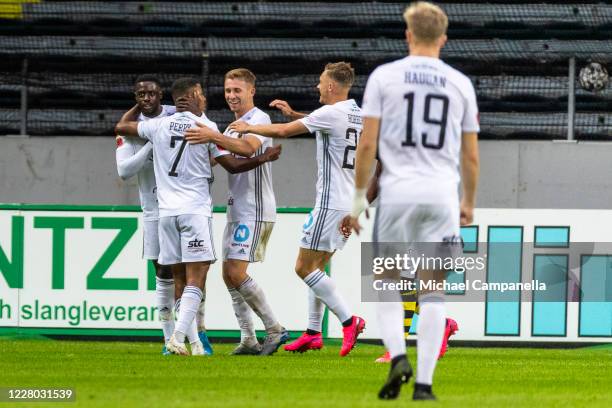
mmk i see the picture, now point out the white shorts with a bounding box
[222,221,274,262]
[300,208,349,252]
[374,203,460,243]
[142,219,160,260]
[158,215,216,265]
[374,203,461,278]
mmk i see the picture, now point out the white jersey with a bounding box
[224,107,276,222]
[299,99,362,211]
[115,104,175,221]
[137,111,228,217]
[361,56,479,205]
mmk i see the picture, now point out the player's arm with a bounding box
[114,105,140,137]
[366,161,382,204]
[115,137,153,180]
[228,119,308,139]
[269,99,308,120]
[349,117,380,234]
[460,132,479,225]
[184,122,261,157]
[215,145,282,174]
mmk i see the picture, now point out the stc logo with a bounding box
[188,239,205,248]
[234,225,250,242]
[303,213,314,230]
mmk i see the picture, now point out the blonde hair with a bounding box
[403,2,448,44]
[224,68,256,86]
[324,62,355,88]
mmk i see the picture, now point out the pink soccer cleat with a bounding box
[283,332,323,353]
[375,351,391,363]
[438,318,458,359]
[340,316,366,357]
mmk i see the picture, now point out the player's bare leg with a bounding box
[154,261,174,355]
[287,248,365,356]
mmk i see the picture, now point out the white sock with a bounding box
[174,286,203,344]
[307,289,324,333]
[416,295,446,385]
[237,276,280,332]
[376,289,405,358]
[303,269,351,324]
[174,299,199,344]
[228,287,256,342]
[155,277,174,342]
[196,292,206,332]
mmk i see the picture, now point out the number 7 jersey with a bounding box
[137,111,228,217]
[361,56,480,205]
[299,99,362,211]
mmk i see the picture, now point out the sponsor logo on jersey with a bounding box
[233,224,250,243]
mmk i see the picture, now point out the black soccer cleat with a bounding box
[377,355,412,400]
[413,383,437,401]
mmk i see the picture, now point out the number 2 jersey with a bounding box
[361,56,480,206]
[137,111,228,217]
[299,99,362,211]
[115,105,176,221]
[223,107,276,223]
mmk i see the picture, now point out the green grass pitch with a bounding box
[1,338,611,407]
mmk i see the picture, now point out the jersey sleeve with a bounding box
[361,69,384,119]
[115,137,152,180]
[248,113,272,144]
[462,80,480,133]
[208,142,230,158]
[298,105,334,133]
[137,118,158,142]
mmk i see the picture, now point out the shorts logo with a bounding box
[187,238,207,253]
[303,213,314,230]
[234,224,250,243]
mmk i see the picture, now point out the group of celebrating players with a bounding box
[114,1,479,401]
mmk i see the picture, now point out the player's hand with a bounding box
[342,214,367,236]
[460,200,474,226]
[185,122,215,144]
[175,96,199,114]
[339,215,354,239]
[261,145,282,162]
[348,189,369,235]
[228,120,249,134]
[269,99,294,118]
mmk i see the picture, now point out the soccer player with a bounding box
[115,75,186,354]
[115,75,213,355]
[184,68,287,355]
[115,77,281,356]
[346,2,479,400]
[364,163,459,364]
[228,62,366,357]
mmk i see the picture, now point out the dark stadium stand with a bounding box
[0,1,610,138]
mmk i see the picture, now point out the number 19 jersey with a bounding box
[361,56,479,205]
[137,111,228,217]
[299,99,362,211]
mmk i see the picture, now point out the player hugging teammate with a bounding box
[115,76,281,356]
